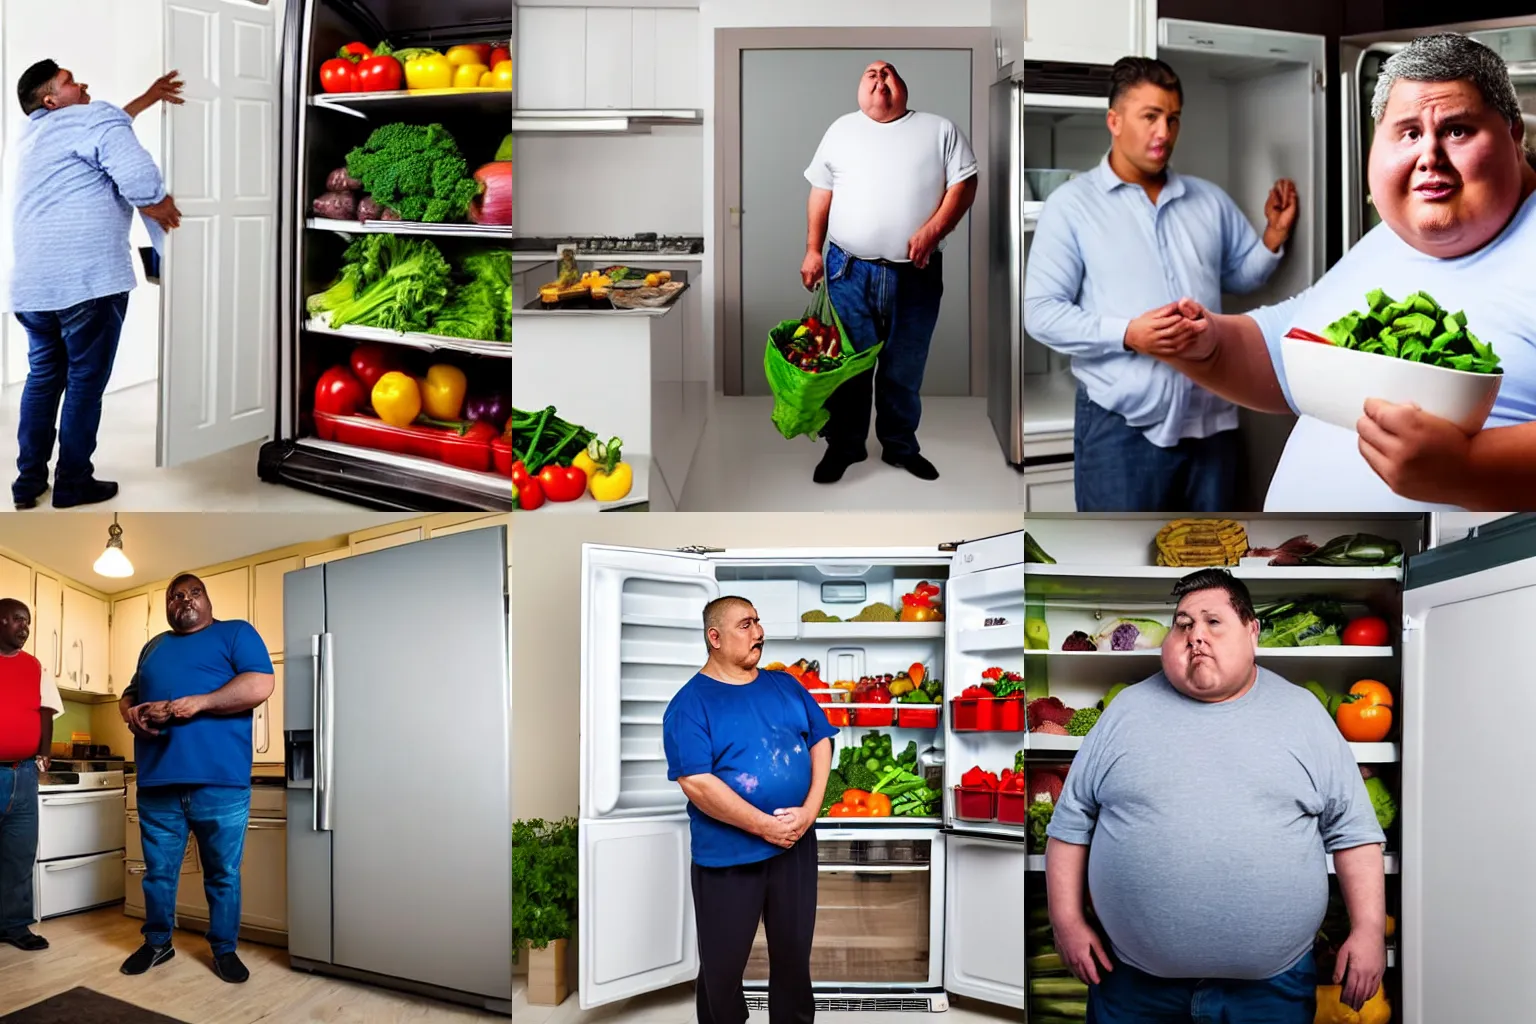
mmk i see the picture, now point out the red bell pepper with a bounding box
[319,58,359,93]
[356,54,403,92]
[516,475,545,510]
[489,45,511,67]
[982,666,1005,681]
[961,766,1000,790]
[350,343,400,391]
[961,685,992,699]
[538,464,587,502]
[314,365,366,415]
[339,42,375,59]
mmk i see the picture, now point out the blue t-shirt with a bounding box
[129,620,274,788]
[663,669,838,868]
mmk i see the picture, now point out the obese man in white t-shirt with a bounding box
[1148,32,1536,511]
[799,61,978,485]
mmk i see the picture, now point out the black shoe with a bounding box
[120,941,175,975]
[882,452,939,481]
[0,929,48,951]
[12,484,48,510]
[212,951,249,983]
[52,478,118,508]
[814,449,866,484]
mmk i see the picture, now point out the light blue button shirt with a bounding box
[1024,155,1284,448]
[8,101,165,313]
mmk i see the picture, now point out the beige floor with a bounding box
[0,382,360,511]
[0,908,500,1022]
[512,979,1028,1024]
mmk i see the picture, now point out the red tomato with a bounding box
[349,343,400,391]
[313,365,366,415]
[464,43,493,65]
[538,465,587,502]
[516,475,545,510]
[489,46,511,67]
[355,55,403,92]
[1342,616,1389,647]
[319,58,358,93]
[460,421,498,442]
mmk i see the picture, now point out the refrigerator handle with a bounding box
[318,631,335,832]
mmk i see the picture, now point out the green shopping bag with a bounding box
[764,281,883,440]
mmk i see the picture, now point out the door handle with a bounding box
[247,820,287,830]
[81,637,88,688]
[313,632,334,832]
[44,851,125,871]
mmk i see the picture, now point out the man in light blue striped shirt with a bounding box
[1024,57,1298,512]
[7,60,182,509]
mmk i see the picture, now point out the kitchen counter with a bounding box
[514,286,687,318]
[513,252,706,264]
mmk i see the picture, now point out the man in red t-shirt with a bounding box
[0,597,61,951]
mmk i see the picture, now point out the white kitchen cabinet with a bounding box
[33,572,62,683]
[148,587,167,635]
[253,557,302,657]
[516,5,701,110]
[1023,464,1075,512]
[350,527,423,556]
[202,567,251,624]
[253,663,284,765]
[586,8,635,108]
[516,6,588,108]
[1024,0,1155,66]
[109,594,151,696]
[61,585,109,695]
[653,9,699,109]
[0,555,32,657]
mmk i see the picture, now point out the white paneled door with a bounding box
[158,0,278,467]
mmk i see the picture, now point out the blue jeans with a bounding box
[1073,387,1241,512]
[137,784,250,955]
[821,243,944,460]
[0,760,39,935]
[13,292,128,503]
[1088,950,1318,1024]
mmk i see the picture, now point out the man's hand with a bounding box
[755,811,798,849]
[1357,399,1475,503]
[166,694,208,720]
[1333,928,1387,1011]
[1124,301,1210,359]
[800,249,824,290]
[907,223,941,269]
[35,756,49,772]
[772,805,815,844]
[1052,915,1113,985]
[125,71,185,119]
[140,195,182,232]
[123,703,163,739]
[1263,178,1299,251]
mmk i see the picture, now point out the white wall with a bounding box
[512,127,705,236]
[1,0,164,394]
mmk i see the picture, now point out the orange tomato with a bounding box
[841,790,871,806]
[1337,699,1393,742]
[1349,679,1394,707]
[865,793,892,817]
[909,662,926,687]
[828,803,856,817]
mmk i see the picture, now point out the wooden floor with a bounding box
[0,908,501,1022]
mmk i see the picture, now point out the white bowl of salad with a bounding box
[1282,288,1502,434]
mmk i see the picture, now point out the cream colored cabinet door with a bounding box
[252,557,301,656]
[253,662,284,765]
[303,548,348,568]
[110,594,152,697]
[147,587,168,637]
[0,556,32,657]
[350,527,423,556]
[33,573,62,682]
[427,517,498,539]
[62,586,109,694]
[201,567,250,624]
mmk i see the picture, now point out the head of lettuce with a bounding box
[1158,32,1536,512]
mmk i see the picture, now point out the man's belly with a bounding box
[1265,416,1460,511]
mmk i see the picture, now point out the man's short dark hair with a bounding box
[1171,569,1256,624]
[702,595,754,635]
[1108,56,1182,109]
[18,59,59,116]
[167,572,203,595]
[0,597,29,618]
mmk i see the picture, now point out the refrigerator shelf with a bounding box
[306,218,512,240]
[815,817,942,826]
[1023,735,1399,763]
[310,89,512,117]
[799,622,945,640]
[1029,646,1394,659]
[304,318,512,359]
[1024,853,1402,874]
[1026,563,1403,602]
[290,439,511,507]
[954,624,1022,654]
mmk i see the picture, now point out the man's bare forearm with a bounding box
[805,188,833,253]
[1332,843,1386,934]
[800,739,832,814]
[1163,312,1291,415]
[1045,837,1091,925]
[1464,421,1536,510]
[196,671,275,715]
[680,774,770,836]
[924,177,978,240]
[37,712,54,758]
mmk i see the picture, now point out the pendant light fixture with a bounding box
[93,513,134,578]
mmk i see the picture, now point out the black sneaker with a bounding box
[52,478,118,508]
[813,449,866,484]
[120,941,175,974]
[212,951,249,983]
[882,451,939,481]
[0,928,48,951]
[12,483,48,510]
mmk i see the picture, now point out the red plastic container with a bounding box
[995,698,1026,732]
[313,411,493,472]
[951,698,995,732]
[996,791,1027,824]
[896,705,940,729]
[492,437,513,477]
[953,786,996,822]
[851,705,895,727]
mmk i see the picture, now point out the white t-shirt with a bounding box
[804,110,977,263]
[1251,191,1536,511]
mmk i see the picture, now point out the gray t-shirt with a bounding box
[1047,667,1385,980]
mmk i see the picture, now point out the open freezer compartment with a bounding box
[265,0,511,510]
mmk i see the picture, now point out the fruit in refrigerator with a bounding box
[1301,680,1330,707]
[1102,681,1132,710]
[1362,775,1397,831]
[1342,615,1390,647]
[1314,982,1392,1023]
[1024,532,1056,564]
[313,365,366,416]
[319,57,359,92]
[1336,698,1392,742]
[1092,617,1169,651]
[1025,617,1050,650]
[400,50,453,90]
[419,364,468,420]
[355,52,404,92]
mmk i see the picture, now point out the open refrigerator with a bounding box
[576,532,1025,1013]
[150,0,511,510]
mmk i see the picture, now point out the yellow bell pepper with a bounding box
[445,45,486,66]
[453,63,489,89]
[420,364,467,420]
[571,448,599,480]
[402,52,452,90]
[371,372,421,428]
[580,436,634,502]
[1314,983,1391,1024]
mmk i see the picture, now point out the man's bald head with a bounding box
[858,61,909,123]
[701,595,765,670]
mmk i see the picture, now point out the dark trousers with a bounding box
[1073,386,1241,512]
[0,760,39,936]
[1088,949,1318,1024]
[691,833,817,1024]
[821,243,944,460]
[13,292,128,504]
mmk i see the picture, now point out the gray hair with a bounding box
[1371,33,1523,127]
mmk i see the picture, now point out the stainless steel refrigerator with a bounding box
[283,528,511,1014]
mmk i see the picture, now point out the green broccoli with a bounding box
[838,747,858,774]
[1067,707,1101,737]
[820,770,848,815]
[345,122,482,224]
[1363,775,1397,831]
[842,763,881,792]
[1028,800,1054,853]
[1015,750,1026,774]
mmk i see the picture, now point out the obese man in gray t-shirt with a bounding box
[1046,569,1388,1022]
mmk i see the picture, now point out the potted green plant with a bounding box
[513,817,578,1005]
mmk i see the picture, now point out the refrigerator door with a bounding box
[283,562,330,965]
[157,0,282,467]
[581,545,718,819]
[1400,521,1536,1024]
[1340,41,1407,254]
[943,834,1026,1008]
[988,78,1024,463]
[324,529,510,1000]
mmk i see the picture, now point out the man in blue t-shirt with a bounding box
[663,596,836,1024]
[115,572,273,984]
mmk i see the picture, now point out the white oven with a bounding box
[35,760,127,919]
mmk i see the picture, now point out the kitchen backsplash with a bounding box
[513,131,704,235]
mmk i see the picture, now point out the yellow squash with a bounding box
[1314,983,1391,1024]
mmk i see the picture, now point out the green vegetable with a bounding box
[1066,707,1100,736]
[850,602,898,622]
[842,763,881,792]
[1321,288,1500,375]
[801,610,841,622]
[427,248,512,342]
[1028,800,1054,853]
[1025,532,1056,564]
[311,234,454,333]
[1031,999,1088,1018]
[1031,976,1090,998]
[1300,534,1404,568]
[993,676,1027,699]
[1254,599,1346,648]
[820,770,848,816]
[838,747,857,773]
[1029,952,1067,973]
[1301,680,1330,707]
[494,133,513,162]
[345,122,482,223]
[509,406,598,473]
[898,741,918,769]
[1015,749,1026,774]
[1363,775,1397,831]
[1103,681,1131,710]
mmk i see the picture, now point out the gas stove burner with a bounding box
[570,234,704,255]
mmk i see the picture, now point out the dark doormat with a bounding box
[0,988,191,1024]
